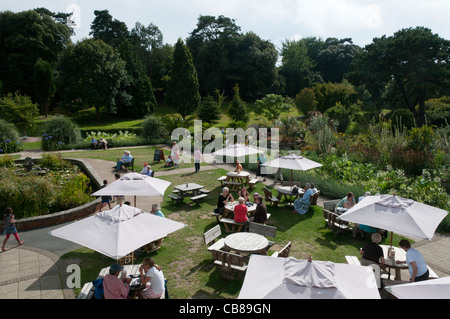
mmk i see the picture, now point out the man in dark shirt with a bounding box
[359,233,385,268]
[251,196,267,224]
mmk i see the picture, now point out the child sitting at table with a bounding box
[235,160,243,173]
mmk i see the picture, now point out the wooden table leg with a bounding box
[395,268,401,281]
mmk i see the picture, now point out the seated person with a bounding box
[99,137,108,149]
[358,191,371,203]
[235,160,243,173]
[250,195,267,224]
[138,257,165,299]
[311,182,318,194]
[142,164,153,176]
[91,137,98,148]
[336,192,356,212]
[164,155,174,167]
[359,233,385,269]
[150,204,165,218]
[115,150,133,171]
[293,183,313,215]
[214,187,233,215]
[233,197,248,223]
[140,163,149,174]
[103,264,132,299]
[238,186,250,202]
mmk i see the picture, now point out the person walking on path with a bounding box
[1,207,24,251]
[193,148,202,173]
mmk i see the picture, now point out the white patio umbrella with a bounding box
[213,143,261,158]
[338,194,448,242]
[50,204,186,260]
[91,172,171,206]
[238,255,380,299]
[261,153,323,187]
[385,276,450,299]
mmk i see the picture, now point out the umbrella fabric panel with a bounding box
[385,276,450,299]
[51,205,185,259]
[91,174,171,197]
[238,255,380,299]
[338,195,448,240]
[261,154,323,171]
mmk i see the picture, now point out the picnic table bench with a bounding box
[219,214,271,233]
[190,193,208,204]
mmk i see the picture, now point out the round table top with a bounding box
[225,201,256,212]
[380,245,408,269]
[224,232,268,254]
[276,186,304,195]
[227,171,250,177]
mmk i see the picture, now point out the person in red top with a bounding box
[233,197,248,223]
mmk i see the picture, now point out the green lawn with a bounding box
[58,149,398,298]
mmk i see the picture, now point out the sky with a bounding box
[1,0,449,49]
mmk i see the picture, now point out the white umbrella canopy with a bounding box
[91,172,171,197]
[213,143,262,158]
[338,194,448,241]
[50,204,186,260]
[261,154,323,186]
[385,276,450,299]
[238,255,380,299]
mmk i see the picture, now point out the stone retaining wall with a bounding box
[1,158,103,232]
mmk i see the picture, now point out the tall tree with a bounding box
[278,40,316,97]
[166,38,201,118]
[228,32,278,98]
[56,39,129,119]
[117,41,156,118]
[349,27,450,125]
[186,15,241,96]
[0,10,71,98]
[33,58,56,118]
[89,10,129,49]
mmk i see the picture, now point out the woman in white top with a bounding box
[138,257,165,299]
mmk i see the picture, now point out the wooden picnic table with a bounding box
[276,186,304,203]
[224,171,250,190]
[174,183,204,197]
[224,232,268,255]
[223,201,257,218]
[380,244,408,281]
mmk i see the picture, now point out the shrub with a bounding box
[41,115,81,151]
[141,115,168,140]
[0,119,23,154]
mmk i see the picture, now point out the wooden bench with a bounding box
[168,194,183,204]
[345,255,361,265]
[190,194,208,204]
[271,242,292,258]
[249,222,276,248]
[77,282,95,299]
[211,211,222,223]
[117,157,134,171]
[199,189,211,194]
[204,224,226,253]
[212,250,248,279]
[325,211,350,232]
[263,187,279,207]
[248,178,259,190]
[310,191,320,206]
[219,218,247,233]
[249,222,276,237]
[323,199,350,233]
[223,181,242,191]
[218,176,227,186]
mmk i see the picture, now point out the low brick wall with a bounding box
[1,158,103,232]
